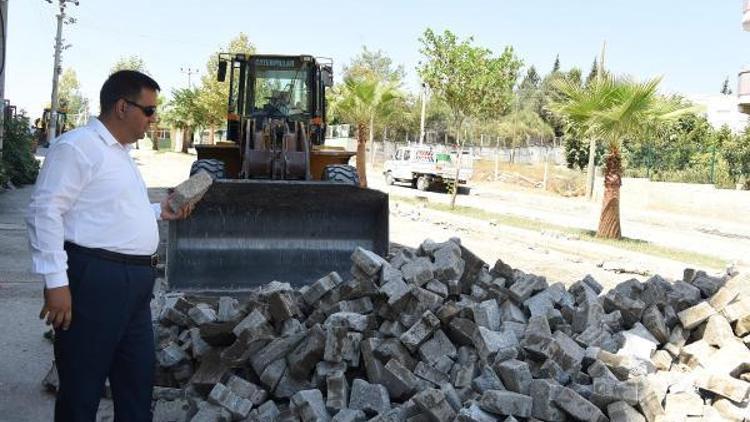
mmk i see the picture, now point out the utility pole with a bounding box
[418,83,427,145]
[180,67,199,89]
[46,0,78,146]
[0,0,8,160]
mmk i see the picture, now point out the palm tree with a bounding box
[552,75,690,238]
[330,76,400,187]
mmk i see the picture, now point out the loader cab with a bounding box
[220,54,332,146]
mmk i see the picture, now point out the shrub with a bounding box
[2,114,40,187]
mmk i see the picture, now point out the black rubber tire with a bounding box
[385,172,395,186]
[190,159,225,180]
[322,164,360,186]
[416,175,430,191]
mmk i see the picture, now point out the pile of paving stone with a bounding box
[62,237,750,421]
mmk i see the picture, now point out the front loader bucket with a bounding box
[167,180,389,292]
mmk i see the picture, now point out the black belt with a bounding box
[64,242,159,267]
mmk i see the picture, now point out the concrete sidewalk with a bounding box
[0,186,54,421]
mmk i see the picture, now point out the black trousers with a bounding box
[54,244,156,422]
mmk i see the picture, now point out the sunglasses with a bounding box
[124,99,157,117]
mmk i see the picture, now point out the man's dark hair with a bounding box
[99,70,160,115]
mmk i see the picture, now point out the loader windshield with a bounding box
[253,66,310,117]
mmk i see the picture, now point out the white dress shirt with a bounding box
[26,118,162,289]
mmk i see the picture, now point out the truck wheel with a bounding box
[385,172,395,186]
[416,176,430,191]
[323,164,360,186]
[190,159,225,179]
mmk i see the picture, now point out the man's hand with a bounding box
[160,193,194,221]
[40,286,72,330]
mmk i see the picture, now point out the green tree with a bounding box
[2,114,40,185]
[586,58,599,86]
[519,66,541,92]
[552,54,561,73]
[110,55,149,74]
[58,68,89,127]
[724,127,750,188]
[161,88,206,153]
[343,46,405,85]
[418,28,522,207]
[721,77,733,95]
[552,74,690,238]
[197,33,255,144]
[496,106,554,161]
[329,76,400,186]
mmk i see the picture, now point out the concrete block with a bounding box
[208,383,253,420]
[269,291,300,322]
[636,381,665,422]
[553,386,608,422]
[697,374,750,402]
[412,388,457,422]
[508,273,545,303]
[456,401,496,422]
[330,409,366,422]
[691,273,724,298]
[351,247,386,277]
[433,245,465,282]
[291,389,331,422]
[324,312,370,332]
[414,361,450,386]
[708,286,739,312]
[529,379,565,421]
[606,401,645,422]
[664,392,704,418]
[383,358,419,399]
[250,332,306,376]
[723,297,750,322]
[288,324,326,379]
[216,297,240,322]
[677,302,717,329]
[303,272,344,306]
[158,342,189,368]
[402,257,434,286]
[702,313,734,347]
[448,317,478,347]
[478,390,533,418]
[349,378,391,416]
[233,309,272,338]
[400,311,441,352]
[188,304,217,326]
[496,359,532,395]
[650,350,672,371]
[500,300,527,328]
[169,171,213,213]
[473,299,501,331]
[418,329,457,365]
[473,326,518,361]
[471,365,505,393]
[641,305,669,344]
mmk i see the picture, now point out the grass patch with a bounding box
[391,194,725,269]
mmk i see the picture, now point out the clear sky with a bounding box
[7,1,750,119]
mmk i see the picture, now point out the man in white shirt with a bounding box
[27,70,191,421]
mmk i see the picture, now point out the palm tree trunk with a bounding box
[356,122,368,187]
[597,146,622,239]
[586,138,596,199]
[151,128,159,151]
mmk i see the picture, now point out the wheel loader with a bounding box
[167,54,389,292]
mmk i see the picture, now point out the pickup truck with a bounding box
[383,146,474,192]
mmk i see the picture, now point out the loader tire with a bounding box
[323,164,360,186]
[190,159,225,180]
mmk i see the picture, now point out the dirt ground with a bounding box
[133,148,747,291]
